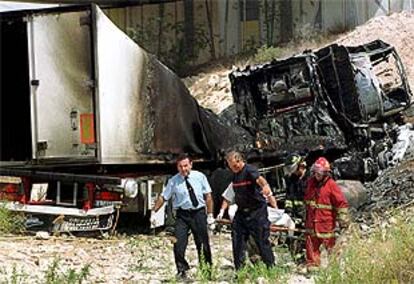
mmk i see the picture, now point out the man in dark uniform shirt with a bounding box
[225,150,275,270]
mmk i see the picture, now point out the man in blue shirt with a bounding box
[153,153,214,279]
[225,150,275,270]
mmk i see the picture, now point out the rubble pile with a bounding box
[183,71,233,114]
[354,159,414,228]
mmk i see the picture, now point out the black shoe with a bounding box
[176,271,187,280]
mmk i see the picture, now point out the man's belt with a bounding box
[178,206,205,212]
[239,206,260,213]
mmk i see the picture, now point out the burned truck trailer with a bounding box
[0,4,243,231]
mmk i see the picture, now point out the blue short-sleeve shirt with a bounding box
[232,164,266,209]
[162,170,211,210]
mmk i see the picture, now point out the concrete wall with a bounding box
[102,0,414,69]
[321,0,413,32]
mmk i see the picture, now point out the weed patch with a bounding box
[44,258,90,284]
[235,261,290,283]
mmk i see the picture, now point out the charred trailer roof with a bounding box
[316,40,412,133]
[229,54,346,157]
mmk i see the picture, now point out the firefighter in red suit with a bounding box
[304,157,349,269]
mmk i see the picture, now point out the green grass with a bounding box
[235,261,290,283]
[6,265,28,284]
[196,256,213,282]
[44,258,91,284]
[315,208,414,284]
[0,259,90,284]
[128,234,177,281]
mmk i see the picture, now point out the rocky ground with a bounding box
[0,229,312,283]
[2,158,414,284]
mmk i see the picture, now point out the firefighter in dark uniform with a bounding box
[225,150,275,270]
[283,154,309,263]
[283,154,308,224]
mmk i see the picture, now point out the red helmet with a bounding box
[312,157,331,174]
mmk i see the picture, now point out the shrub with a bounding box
[0,205,26,235]
[253,45,283,64]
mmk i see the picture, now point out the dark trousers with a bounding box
[174,208,212,273]
[232,204,275,270]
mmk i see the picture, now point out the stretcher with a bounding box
[216,218,306,234]
[215,207,307,262]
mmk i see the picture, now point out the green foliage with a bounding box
[253,45,283,64]
[0,205,26,235]
[44,258,90,284]
[315,210,414,284]
[8,265,28,284]
[196,257,213,283]
[235,261,290,283]
[0,260,90,284]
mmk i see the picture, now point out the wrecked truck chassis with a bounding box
[227,39,412,182]
[316,40,412,138]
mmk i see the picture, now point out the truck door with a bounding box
[28,10,96,160]
[92,5,148,164]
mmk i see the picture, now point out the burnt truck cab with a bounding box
[316,40,413,179]
[229,40,412,158]
[229,53,347,157]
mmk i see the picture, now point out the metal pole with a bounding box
[388,0,391,15]
[57,181,61,204]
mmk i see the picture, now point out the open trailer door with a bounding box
[27,8,96,161]
[91,4,150,164]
